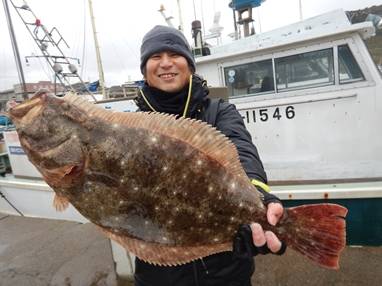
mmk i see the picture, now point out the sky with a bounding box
[1,0,381,90]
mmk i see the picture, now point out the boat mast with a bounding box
[88,0,106,99]
[177,0,184,31]
[3,0,28,100]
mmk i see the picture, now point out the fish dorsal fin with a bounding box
[63,92,248,179]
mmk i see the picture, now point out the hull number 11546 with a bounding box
[242,106,295,124]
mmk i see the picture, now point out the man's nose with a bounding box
[159,54,173,68]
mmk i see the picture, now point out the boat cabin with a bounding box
[197,9,382,184]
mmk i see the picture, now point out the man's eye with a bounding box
[150,55,161,59]
[169,53,180,58]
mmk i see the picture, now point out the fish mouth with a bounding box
[9,90,48,124]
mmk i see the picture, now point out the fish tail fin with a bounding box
[53,193,70,212]
[281,203,347,269]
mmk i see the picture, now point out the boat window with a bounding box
[275,48,334,91]
[224,59,274,98]
[338,45,365,84]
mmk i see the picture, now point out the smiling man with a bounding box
[134,25,285,286]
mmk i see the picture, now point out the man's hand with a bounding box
[251,202,284,253]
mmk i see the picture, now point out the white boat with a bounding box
[196,9,382,245]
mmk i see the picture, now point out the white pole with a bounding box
[299,0,303,21]
[88,0,106,99]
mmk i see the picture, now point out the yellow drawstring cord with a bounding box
[139,74,193,118]
[182,75,193,117]
[139,88,156,112]
[251,179,271,193]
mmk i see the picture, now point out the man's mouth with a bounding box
[158,73,177,79]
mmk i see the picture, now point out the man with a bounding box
[134,25,285,286]
[5,95,18,111]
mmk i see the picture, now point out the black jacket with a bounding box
[134,78,280,286]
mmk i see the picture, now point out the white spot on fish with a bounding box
[213,237,220,242]
[114,217,120,221]
[230,216,235,222]
[162,236,168,241]
[120,179,124,183]
[231,182,236,189]
[182,174,187,179]
[163,166,168,171]
[198,214,203,219]
[145,220,149,225]
[208,186,214,193]
[218,195,222,200]
[175,207,180,212]
[168,220,173,225]
[155,206,160,211]
[72,134,77,139]
[196,159,202,166]
[113,123,119,129]
[227,226,232,231]
[239,202,244,208]
[151,137,158,143]
[119,200,124,205]
[134,186,139,191]
[120,161,125,166]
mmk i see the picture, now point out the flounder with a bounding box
[9,91,347,269]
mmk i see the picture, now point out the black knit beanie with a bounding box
[140,25,196,74]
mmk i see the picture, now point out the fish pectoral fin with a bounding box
[53,193,70,212]
[97,226,231,266]
[41,163,84,188]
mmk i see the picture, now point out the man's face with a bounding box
[145,51,192,93]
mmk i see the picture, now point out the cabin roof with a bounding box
[196,9,375,64]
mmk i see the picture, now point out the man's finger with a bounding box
[250,223,266,247]
[267,202,283,226]
[265,231,282,253]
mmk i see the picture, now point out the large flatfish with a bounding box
[9,91,347,269]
